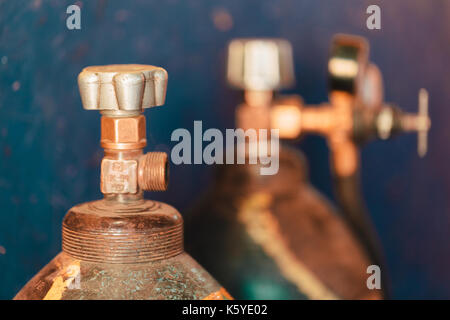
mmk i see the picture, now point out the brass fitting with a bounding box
[138,152,169,191]
[100,151,169,194]
[78,64,170,199]
[101,115,147,150]
[269,95,303,139]
[269,34,431,176]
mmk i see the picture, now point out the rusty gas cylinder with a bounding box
[14,64,231,300]
[185,39,379,300]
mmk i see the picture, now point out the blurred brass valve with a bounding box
[227,38,294,93]
[371,89,430,157]
[270,34,431,176]
[186,37,382,300]
[227,38,297,131]
[138,152,169,191]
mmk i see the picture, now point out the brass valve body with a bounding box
[100,115,168,194]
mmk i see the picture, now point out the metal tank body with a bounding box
[15,200,229,300]
[15,64,231,300]
[186,146,377,300]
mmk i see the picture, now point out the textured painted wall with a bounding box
[0,0,449,299]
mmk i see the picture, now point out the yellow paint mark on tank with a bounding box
[238,192,339,300]
[43,261,81,300]
[43,276,65,300]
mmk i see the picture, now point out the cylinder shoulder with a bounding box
[15,252,228,300]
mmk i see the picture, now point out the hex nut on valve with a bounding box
[101,115,147,150]
[138,152,169,191]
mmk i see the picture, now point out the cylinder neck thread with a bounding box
[62,200,184,264]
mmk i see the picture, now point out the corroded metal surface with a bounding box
[15,199,225,300]
[15,252,223,300]
[62,200,183,264]
[186,147,380,300]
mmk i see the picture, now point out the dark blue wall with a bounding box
[0,0,449,299]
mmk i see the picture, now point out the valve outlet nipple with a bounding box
[138,152,169,191]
